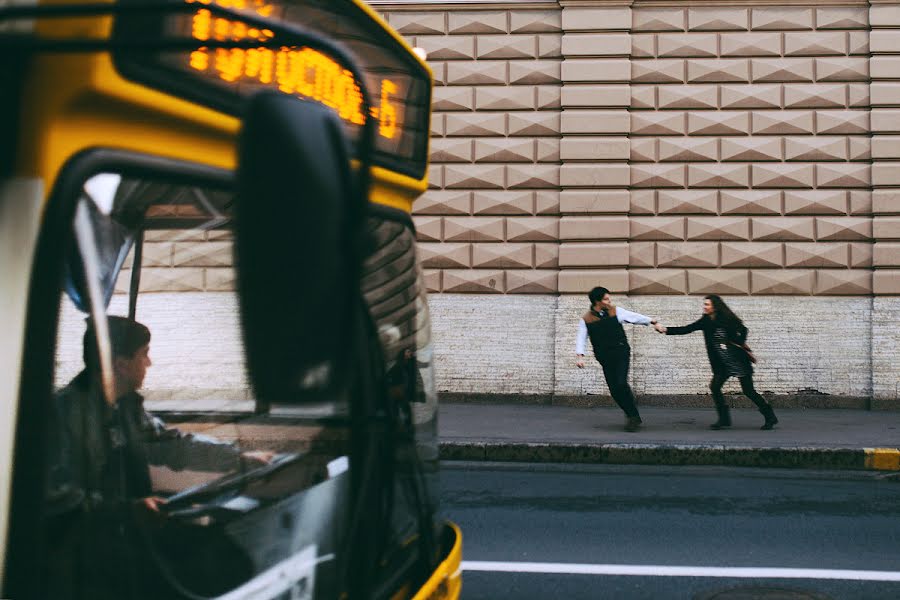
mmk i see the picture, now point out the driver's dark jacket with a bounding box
[49,370,243,509]
[45,370,244,599]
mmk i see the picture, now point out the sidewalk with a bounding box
[438,403,900,471]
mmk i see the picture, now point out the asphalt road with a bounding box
[441,463,900,600]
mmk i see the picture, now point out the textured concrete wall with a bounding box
[371,0,900,299]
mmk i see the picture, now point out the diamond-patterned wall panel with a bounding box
[537,139,560,163]
[752,111,814,135]
[138,268,204,293]
[848,138,871,161]
[415,35,476,60]
[448,62,507,86]
[657,190,718,214]
[391,12,445,35]
[688,8,748,32]
[430,138,474,163]
[816,217,872,241]
[688,270,751,294]
[633,60,685,83]
[173,242,232,268]
[784,32,846,56]
[629,269,688,294]
[630,217,686,241]
[784,84,847,109]
[415,191,472,216]
[688,164,750,188]
[720,190,782,215]
[851,243,873,268]
[657,33,717,58]
[511,10,561,33]
[474,138,534,163]
[752,59,814,83]
[414,217,442,242]
[507,165,560,189]
[506,270,558,294]
[720,242,783,267]
[816,111,869,135]
[445,113,506,137]
[817,7,868,30]
[817,164,871,189]
[784,242,849,268]
[422,270,441,293]
[630,138,658,162]
[633,8,686,32]
[631,35,656,59]
[433,87,474,111]
[445,165,506,189]
[629,242,656,267]
[686,217,751,241]
[657,242,719,267]
[630,190,656,215]
[688,59,750,83]
[720,138,782,162]
[659,138,718,162]
[507,217,559,242]
[631,164,686,188]
[784,137,847,161]
[751,217,816,241]
[449,11,506,34]
[473,191,533,216]
[658,85,718,110]
[784,191,847,215]
[444,217,505,242]
[815,270,872,295]
[720,84,781,109]
[443,269,505,293]
[815,58,869,82]
[752,164,815,188]
[476,86,535,111]
[534,244,559,269]
[141,243,172,267]
[720,33,781,57]
[478,35,538,59]
[419,243,472,269]
[631,86,656,109]
[751,8,813,31]
[751,270,814,294]
[472,243,534,268]
[688,111,750,135]
[510,61,561,85]
[508,112,561,137]
[633,112,686,136]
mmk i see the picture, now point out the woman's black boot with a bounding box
[760,404,778,430]
[710,400,732,430]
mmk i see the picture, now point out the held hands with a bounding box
[654,323,667,334]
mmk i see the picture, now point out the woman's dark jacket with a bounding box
[665,315,753,376]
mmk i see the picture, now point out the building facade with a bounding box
[374,0,900,407]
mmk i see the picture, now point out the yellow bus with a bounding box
[0,0,461,598]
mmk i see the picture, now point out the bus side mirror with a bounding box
[235,92,359,411]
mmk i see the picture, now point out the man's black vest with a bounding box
[585,309,628,358]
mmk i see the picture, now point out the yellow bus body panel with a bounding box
[411,522,463,600]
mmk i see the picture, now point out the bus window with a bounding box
[361,215,442,582]
[46,168,350,600]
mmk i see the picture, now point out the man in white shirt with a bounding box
[575,287,658,432]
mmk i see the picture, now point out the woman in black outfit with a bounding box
[656,295,778,430]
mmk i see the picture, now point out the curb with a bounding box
[439,442,900,471]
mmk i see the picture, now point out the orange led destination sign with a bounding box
[185,0,400,140]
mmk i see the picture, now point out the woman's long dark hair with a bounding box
[705,294,743,331]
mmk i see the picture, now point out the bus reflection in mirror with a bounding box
[235,91,361,413]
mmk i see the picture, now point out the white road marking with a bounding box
[461,562,900,582]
